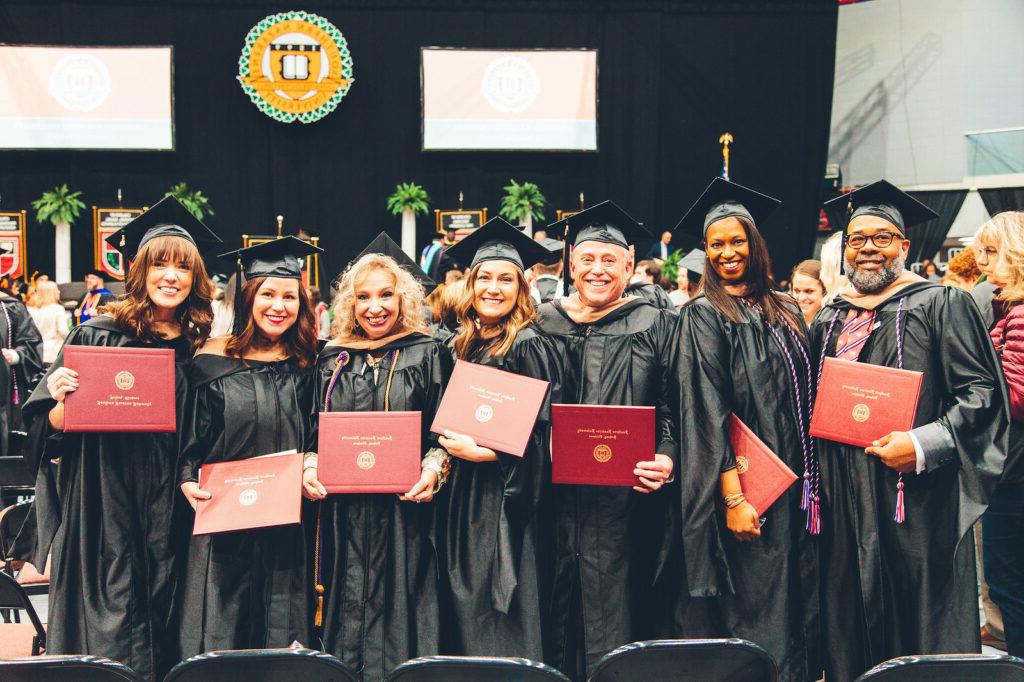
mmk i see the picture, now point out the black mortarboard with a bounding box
[219,236,322,280]
[349,231,437,295]
[538,237,564,266]
[547,200,650,249]
[444,218,551,271]
[674,178,781,242]
[679,248,706,276]
[823,180,938,234]
[105,196,221,260]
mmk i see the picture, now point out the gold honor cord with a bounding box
[313,348,400,628]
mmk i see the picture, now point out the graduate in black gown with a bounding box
[670,179,820,681]
[302,233,453,681]
[0,284,44,454]
[813,182,1009,681]
[534,202,678,680]
[19,197,220,680]
[438,219,560,660]
[177,237,321,656]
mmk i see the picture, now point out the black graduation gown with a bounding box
[671,296,819,682]
[0,294,44,449]
[809,282,1009,682]
[308,332,453,681]
[624,281,676,311]
[177,353,314,656]
[533,298,679,680]
[439,325,560,661]
[17,316,191,681]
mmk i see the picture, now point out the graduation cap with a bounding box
[823,180,938,235]
[679,248,706,277]
[674,178,781,244]
[547,200,650,249]
[348,231,437,295]
[219,236,322,281]
[444,217,552,271]
[105,196,221,261]
[538,237,564,266]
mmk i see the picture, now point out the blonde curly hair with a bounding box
[975,211,1024,303]
[330,253,427,341]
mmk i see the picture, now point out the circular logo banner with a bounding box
[238,10,354,123]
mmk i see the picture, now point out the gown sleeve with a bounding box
[676,301,736,598]
[177,380,212,485]
[655,311,681,464]
[7,300,44,397]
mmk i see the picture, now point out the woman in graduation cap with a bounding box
[300,232,453,680]
[670,179,820,682]
[176,236,321,657]
[437,218,561,661]
[20,197,220,680]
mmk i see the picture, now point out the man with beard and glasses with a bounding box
[811,181,1010,681]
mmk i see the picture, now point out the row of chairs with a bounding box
[1,639,1023,681]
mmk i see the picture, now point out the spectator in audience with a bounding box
[308,284,331,339]
[627,259,675,310]
[818,230,848,302]
[26,280,68,365]
[669,249,705,309]
[646,230,673,260]
[210,273,236,337]
[945,247,982,291]
[790,259,826,325]
[974,211,1024,656]
[73,270,115,325]
[921,258,941,282]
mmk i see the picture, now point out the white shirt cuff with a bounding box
[909,431,926,474]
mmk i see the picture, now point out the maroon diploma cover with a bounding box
[809,357,923,447]
[318,411,421,493]
[729,414,797,516]
[193,450,303,535]
[551,404,654,486]
[63,346,176,432]
[430,360,549,458]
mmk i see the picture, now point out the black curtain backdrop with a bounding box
[979,187,1024,217]
[0,0,838,284]
[907,189,967,264]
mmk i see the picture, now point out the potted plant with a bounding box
[659,248,685,283]
[499,179,547,234]
[166,182,215,220]
[386,182,431,258]
[32,184,86,283]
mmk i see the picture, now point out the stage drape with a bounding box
[907,189,967,264]
[980,187,1024,217]
[0,0,837,282]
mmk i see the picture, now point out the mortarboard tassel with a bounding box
[893,476,906,524]
[800,472,810,511]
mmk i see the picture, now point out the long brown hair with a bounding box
[224,276,318,367]
[102,235,213,352]
[452,263,535,358]
[702,217,804,332]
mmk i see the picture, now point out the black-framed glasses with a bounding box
[846,232,903,249]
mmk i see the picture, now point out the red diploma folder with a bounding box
[318,411,421,494]
[729,414,797,516]
[430,360,549,458]
[551,404,654,486]
[809,357,923,448]
[63,346,176,432]
[192,450,303,535]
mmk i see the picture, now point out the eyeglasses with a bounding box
[846,232,903,249]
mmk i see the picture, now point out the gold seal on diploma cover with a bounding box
[736,456,749,474]
[114,371,135,391]
[356,451,375,470]
[238,11,355,124]
[593,444,612,463]
[852,403,870,423]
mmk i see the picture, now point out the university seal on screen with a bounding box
[238,11,355,123]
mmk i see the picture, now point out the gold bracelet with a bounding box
[724,492,746,509]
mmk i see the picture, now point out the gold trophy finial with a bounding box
[458,192,464,210]
[276,215,284,237]
[579,192,585,210]
[117,188,123,207]
[719,132,734,181]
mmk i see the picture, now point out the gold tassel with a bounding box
[314,584,325,627]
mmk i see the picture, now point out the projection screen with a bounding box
[0,45,174,151]
[421,48,597,152]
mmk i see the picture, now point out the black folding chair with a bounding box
[164,647,358,682]
[0,655,141,681]
[588,639,777,682]
[0,570,44,655]
[386,655,570,681]
[855,653,1024,681]
[0,500,31,571]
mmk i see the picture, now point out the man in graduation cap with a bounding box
[535,201,678,679]
[14,196,222,679]
[812,181,1009,680]
[668,249,704,308]
[530,237,565,304]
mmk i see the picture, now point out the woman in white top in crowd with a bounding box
[26,280,68,365]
